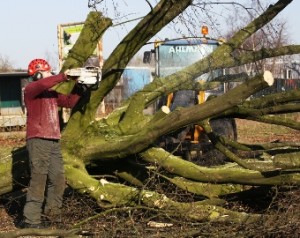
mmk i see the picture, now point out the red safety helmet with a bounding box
[27,59,51,76]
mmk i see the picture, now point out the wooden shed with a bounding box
[0,72,28,128]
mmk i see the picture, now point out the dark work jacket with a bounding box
[24,73,80,140]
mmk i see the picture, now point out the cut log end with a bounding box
[149,105,170,123]
[263,71,274,86]
[161,106,171,114]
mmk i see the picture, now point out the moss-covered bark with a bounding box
[273,152,300,169]
[67,72,274,160]
[160,175,244,198]
[62,150,262,223]
[54,12,112,95]
[141,148,300,185]
[62,0,193,142]
[0,148,29,195]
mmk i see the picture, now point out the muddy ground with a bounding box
[0,119,300,237]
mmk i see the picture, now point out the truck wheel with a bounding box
[210,117,237,141]
[198,118,237,166]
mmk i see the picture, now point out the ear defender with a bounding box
[32,72,43,81]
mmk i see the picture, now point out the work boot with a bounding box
[42,210,62,224]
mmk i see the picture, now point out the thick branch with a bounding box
[58,12,112,143]
[80,72,273,159]
[53,12,112,95]
[118,1,294,130]
[234,113,300,130]
[226,0,292,49]
[63,151,261,223]
[141,148,300,185]
[242,89,300,109]
[231,45,300,67]
[0,228,82,238]
[63,0,193,141]
[161,175,243,198]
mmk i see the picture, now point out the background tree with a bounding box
[0,55,13,72]
[223,0,291,77]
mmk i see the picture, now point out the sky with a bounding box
[0,0,299,70]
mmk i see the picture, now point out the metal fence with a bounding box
[252,78,300,98]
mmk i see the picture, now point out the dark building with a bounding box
[0,72,29,128]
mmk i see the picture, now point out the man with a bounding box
[20,59,81,228]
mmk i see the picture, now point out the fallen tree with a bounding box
[1,0,300,231]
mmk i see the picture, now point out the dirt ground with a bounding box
[236,118,300,144]
[1,186,300,237]
[1,118,300,237]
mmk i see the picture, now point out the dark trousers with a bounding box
[23,138,65,224]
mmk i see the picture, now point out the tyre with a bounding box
[197,117,237,166]
[157,90,237,166]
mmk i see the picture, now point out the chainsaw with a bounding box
[66,67,101,90]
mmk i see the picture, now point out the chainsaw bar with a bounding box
[67,67,101,85]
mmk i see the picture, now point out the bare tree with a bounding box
[223,0,290,77]
[0,55,13,72]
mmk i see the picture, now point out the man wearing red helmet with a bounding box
[20,58,82,229]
